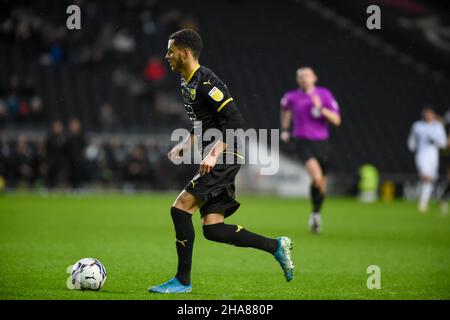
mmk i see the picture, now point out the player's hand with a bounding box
[167,145,185,162]
[199,154,217,174]
[281,130,290,143]
[311,94,322,108]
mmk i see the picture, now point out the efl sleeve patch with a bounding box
[208,86,224,102]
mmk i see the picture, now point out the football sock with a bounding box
[171,207,194,286]
[419,181,433,210]
[202,223,278,254]
[311,184,325,213]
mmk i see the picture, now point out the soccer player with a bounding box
[408,108,447,213]
[439,108,450,215]
[280,67,341,234]
[148,29,294,294]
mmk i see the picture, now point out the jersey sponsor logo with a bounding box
[189,88,196,100]
[208,86,224,102]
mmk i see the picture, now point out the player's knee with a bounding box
[312,177,323,189]
[202,223,226,242]
[173,192,196,212]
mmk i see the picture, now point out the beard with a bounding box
[170,56,184,72]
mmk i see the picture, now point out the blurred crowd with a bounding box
[0,119,195,191]
[0,0,199,131]
[0,0,199,66]
[0,0,203,190]
[0,75,44,127]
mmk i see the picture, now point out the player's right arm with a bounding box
[407,124,417,152]
[280,93,292,143]
[432,122,447,149]
[167,133,194,161]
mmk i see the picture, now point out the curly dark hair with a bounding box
[169,29,203,59]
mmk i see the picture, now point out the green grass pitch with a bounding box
[0,193,449,300]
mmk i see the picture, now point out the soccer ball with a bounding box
[70,258,107,290]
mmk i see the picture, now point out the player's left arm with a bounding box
[312,91,341,127]
[198,81,243,174]
[407,125,417,152]
[434,122,448,149]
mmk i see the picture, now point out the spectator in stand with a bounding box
[144,56,166,83]
[14,135,34,187]
[0,99,6,127]
[0,135,13,185]
[99,101,117,131]
[29,95,44,125]
[66,118,87,189]
[45,120,66,188]
[125,144,150,187]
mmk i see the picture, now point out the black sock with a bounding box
[171,207,194,286]
[310,184,325,213]
[202,223,278,254]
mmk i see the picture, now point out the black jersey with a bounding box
[180,65,244,154]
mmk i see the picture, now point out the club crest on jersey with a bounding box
[208,86,224,102]
[189,88,196,100]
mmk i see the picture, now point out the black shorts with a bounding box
[293,138,330,175]
[184,163,241,218]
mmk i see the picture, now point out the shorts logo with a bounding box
[189,88,196,100]
[208,86,224,102]
[235,225,244,232]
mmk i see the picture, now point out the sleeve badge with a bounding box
[208,86,224,102]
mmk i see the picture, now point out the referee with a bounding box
[280,67,341,234]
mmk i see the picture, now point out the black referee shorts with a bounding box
[184,163,241,218]
[293,138,330,175]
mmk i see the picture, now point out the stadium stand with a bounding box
[0,0,449,191]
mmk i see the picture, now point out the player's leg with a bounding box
[440,168,450,214]
[201,212,294,282]
[418,175,433,213]
[148,190,200,293]
[201,213,278,254]
[171,190,200,285]
[305,158,325,233]
[416,151,437,213]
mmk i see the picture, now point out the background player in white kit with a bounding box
[408,108,447,213]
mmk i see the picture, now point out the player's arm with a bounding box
[200,139,226,174]
[200,102,244,174]
[199,81,243,173]
[167,132,194,161]
[407,125,416,152]
[280,94,292,143]
[434,123,448,149]
[312,94,341,126]
[280,109,292,143]
[320,107,341,126]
